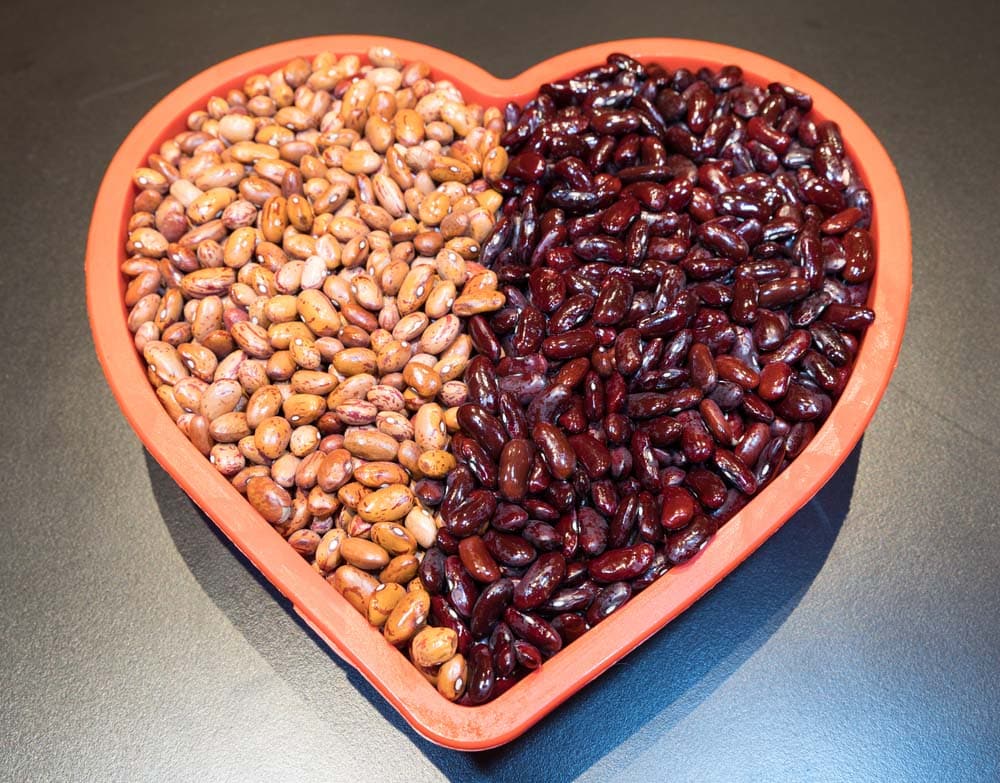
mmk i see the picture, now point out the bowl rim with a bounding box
[86,35,911,750]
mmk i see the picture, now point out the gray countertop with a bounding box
[2,0,998,780]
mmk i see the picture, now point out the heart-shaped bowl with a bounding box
[87,35,910,750]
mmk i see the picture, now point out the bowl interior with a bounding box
[87,36,911,750]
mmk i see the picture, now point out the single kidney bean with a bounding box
[526,382,573,428]
[419,547,447,595]
[660,485,696,530]
[513,552,568,610]
[541,581,599,613]
[568,432,612,479]
[734,421,771,467]
[513,640,544,670]
[504,607,562,656]
[550,612,589,645]
[533,422,577,480]
[588,543,655,582]
[444,488,497,536]
[577,507,610,556]
[522,520,561,552]
[444,556,479,618]
[465,356,499,414]
[470,578,514,638]
[586,582,632,625]
[492,503,529,532]
[713,449,758,495]
[685,467,728,509]
[458,535,503,583]
[499,439,535,501]
[484,529,537,567]
[666,515,719,564]
[542,328,598,360]
[466,643,496,704]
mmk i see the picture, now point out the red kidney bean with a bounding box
[484,528,536,565]
[522,520,561,552]
[699,398,733,445]
[441,467,474,522]
[529,267,567,313]
[533,422,577,480]
[435,529,460,556]
[608,493,639,549]
[459,535,503,583]
[504,607,562,656]
[419,548,447,595]
[734,421,771,467]
[822,303,875,331]
[467,643,495,704]
[586,582,632,625]
[444,488,497,537]
[713,449,758,494]
[567,432,612,479]
[511,306,546,356]
[577,507,609,556]
[525,382,573,428]
[588,543,655,582]
[470,578,514,638]
[665,515,719,564]
[526,458,552,496]
[513,552,567,610]
[786,421,817,459]
[755,436,787,486]
[542,328,598,360]
[842,227,875,283]
[550,612,589,645]
[776,382,828,422]
[499,439,535,501]
[684,467,727,509]
[660,485,697,530]
[513,640,543,669]
[682,418,715,463]
[451,435,498,489]
[445,556,479,618]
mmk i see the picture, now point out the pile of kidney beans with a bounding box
[418,54,876,704]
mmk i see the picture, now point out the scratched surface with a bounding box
[1,0,999,780]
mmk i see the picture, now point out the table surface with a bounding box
[2,0,999,780]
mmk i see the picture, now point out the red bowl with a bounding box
[86,35,911,750]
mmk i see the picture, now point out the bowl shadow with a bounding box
[146,440,860,780]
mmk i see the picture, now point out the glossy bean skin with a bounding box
[458,535,503,583]
[665,515,719,564]
[431,596,473,657]
[444,488,497,536]
[588,543,655,582]
[504,607,563,656]
[586,582,632,625]
[470,578,514,638]
[466,643,496,705]
[444,555,479,619]
[532,422,577,480]
[438,53,876,703]
[513,552,567,610]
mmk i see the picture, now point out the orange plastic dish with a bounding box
[86,36,911,750]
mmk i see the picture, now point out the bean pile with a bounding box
[431,54,876,703]
[123,47,876,707]
[124,47,510,700]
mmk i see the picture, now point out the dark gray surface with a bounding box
[2,0,998,780]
